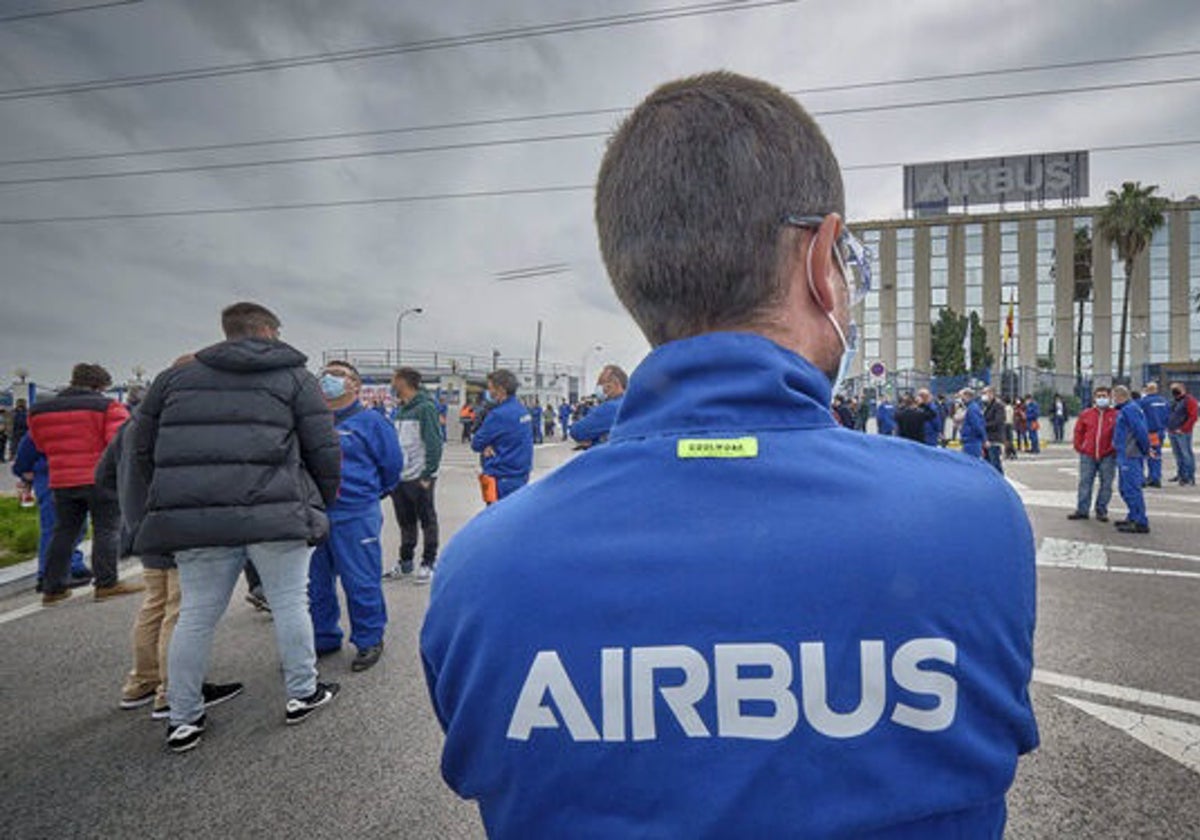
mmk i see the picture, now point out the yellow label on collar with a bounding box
[676,437,759,459]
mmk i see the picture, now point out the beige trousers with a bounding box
[121,568,180,706]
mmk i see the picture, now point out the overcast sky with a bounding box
[2,0,1199,387]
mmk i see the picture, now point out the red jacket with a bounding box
[28,388,129,489]
[1073,405,1116,460]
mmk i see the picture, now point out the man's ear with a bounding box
[805,215,841,314]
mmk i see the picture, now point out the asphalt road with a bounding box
[0,435,1196,838]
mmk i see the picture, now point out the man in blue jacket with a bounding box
[1139,382,1170,488]
[1024,394,1041,453]
[12,435,93,591]
[1113,385,1151,534]
[875,393,896,435]
[471,369,533,502]
[422,72,1037,838]
[959,388,987,460]
[309,361,403,671]
[557,400,572,441]
[568,365,626,448]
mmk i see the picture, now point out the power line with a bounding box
[2,140,1198,226]
[496,262,570,277]
[0,0,139,24]
[3,45,1198,169]
[4,74,1200,187]
[0,0,794,102]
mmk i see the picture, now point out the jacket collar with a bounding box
[609,332,837,441]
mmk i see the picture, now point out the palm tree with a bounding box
[1072,225,1093,391]
[1096,182,1167,383]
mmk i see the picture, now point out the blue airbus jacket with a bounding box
[876,402,896,435]
[569,395,623,445]
[330,402,402,520]
[961,400,986,446]
[1139,393,1170,434]
[422,332,1038,840]
[12,434,50,499]
[472,396,533,479]
[1114,399,1150,462]
[924,402,943,446]
[1025,399,1040,422]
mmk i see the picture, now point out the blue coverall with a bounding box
[308,402,403,653]
[1114,399,1151,527]
[1139,392,1170,485]
[12,435,90,581]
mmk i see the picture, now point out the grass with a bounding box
[0,496,40,568]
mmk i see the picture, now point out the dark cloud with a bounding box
[1,0,1198,385]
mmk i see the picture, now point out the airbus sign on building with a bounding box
[903,151,1089,212]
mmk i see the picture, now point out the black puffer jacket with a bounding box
[130,338,341,554]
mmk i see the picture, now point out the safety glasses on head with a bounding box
[781,213,873,306]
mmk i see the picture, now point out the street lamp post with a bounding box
[395,307,423,367]
[580,343,603,397]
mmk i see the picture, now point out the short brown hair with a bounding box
[323,359,361,384]
[393,367,422,390]
[596,71,844,346]
[221,301,281,339]
[70,363,112,390]
[488,369,519,397]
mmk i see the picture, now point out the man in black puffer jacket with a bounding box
[130,301,342,753]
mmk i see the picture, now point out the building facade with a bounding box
[851,198,1200,384]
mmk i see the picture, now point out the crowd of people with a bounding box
[7,69,1200,836]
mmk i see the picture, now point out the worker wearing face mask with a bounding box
[568,365,628,449]
[471,368,533,502]
[308,361,403,672]
[1112,385,1151,534]
[1068,386,1117,522]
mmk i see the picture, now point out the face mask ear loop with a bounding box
[806,232,850,355]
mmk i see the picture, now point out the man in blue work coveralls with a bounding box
[875,392,896,435]
[1112,384,1151,534]
[1138,382,1170,488]
[471,368,533,502]
[309,360,403,671]
[959,387,986,460]
[568,364,627,448]
[12,435,93,591]
[557,400,572,440]
[422,72,1037,838]
[1024,394,1041,453]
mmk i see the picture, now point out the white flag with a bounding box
[963,317,973,372]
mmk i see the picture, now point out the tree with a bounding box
[1072,225,1093,387]
[1096,182,1167,382]
[930,307,994,376]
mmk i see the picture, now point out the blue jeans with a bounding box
[1028,426,1041,453]
[1076,455,1115,516]
[1170,431,1195,482]
[985,444,1003,473]
[167,540,317,725]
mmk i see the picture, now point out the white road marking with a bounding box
[1055,695,1200,775]
[1018,489,1200,519]
[1005,476,1031,492]
[1034,668,1200,718]
[0,602,45,626]
[1037,538,1200,581]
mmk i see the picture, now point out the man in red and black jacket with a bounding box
[29,363,143,605]
[1069,385,1118,522]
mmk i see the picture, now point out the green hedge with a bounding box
[0,497,40,567]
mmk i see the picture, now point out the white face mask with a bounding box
[806,232,858,400]
[1095,397,1110,408]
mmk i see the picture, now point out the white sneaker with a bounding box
[412,566,433,585]
[382,564,407,581]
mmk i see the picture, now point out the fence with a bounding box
[319,348,579,382]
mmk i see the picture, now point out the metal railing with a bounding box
[321,348,581,379]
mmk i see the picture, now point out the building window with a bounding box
[1149,229,1171,363]
[1036,218,1055,361]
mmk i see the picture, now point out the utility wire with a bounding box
[0,0,794,102]
[0,0,138,24]
[2,45,1198,168]
[3,74,1199,187]
[496,262,569,277]
[3,140,1199,226]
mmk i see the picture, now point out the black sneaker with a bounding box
[285,682,340,725]
[245,589,270,612]
[1066,511,1088,521]
[351,644,383,673]
[151,681,243,720]
[1115,521,1150,534]
[1095,511,1108,522]
[166,715,206,753]
[68,572,93,588]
